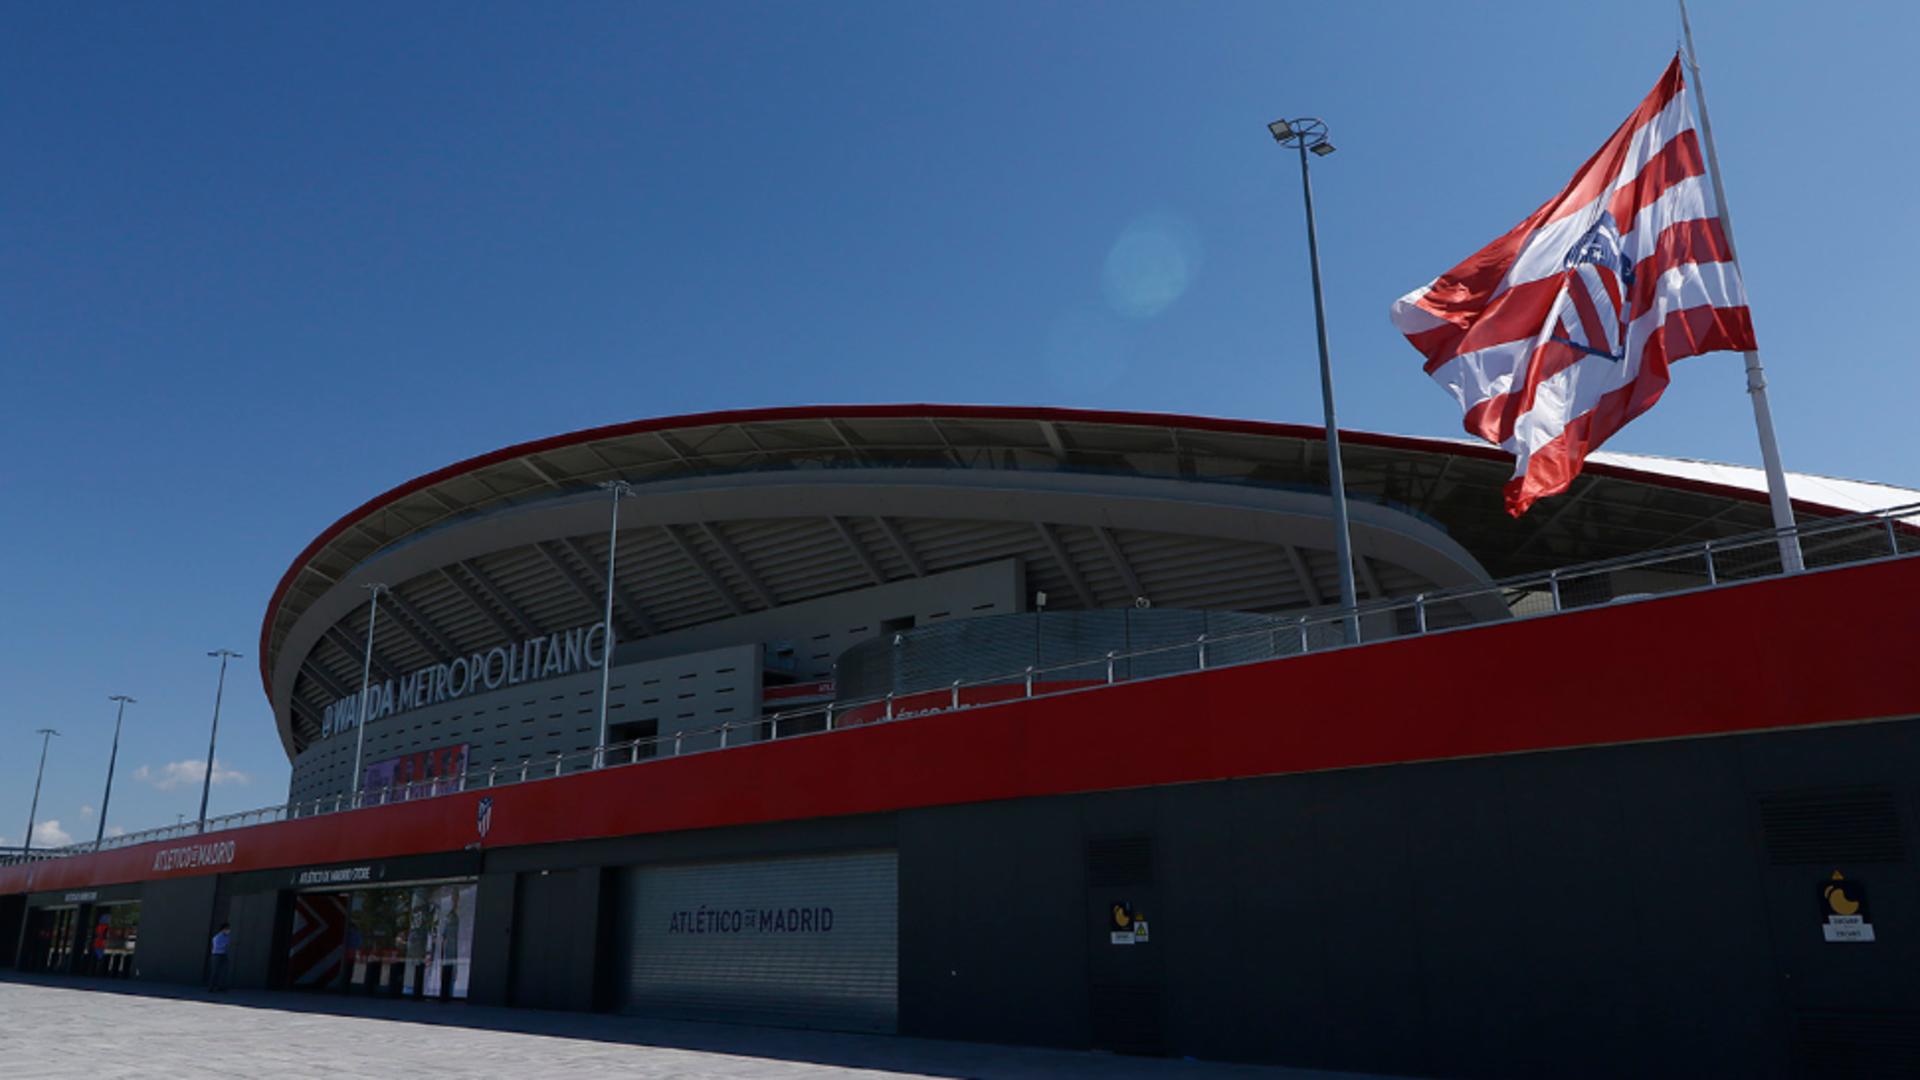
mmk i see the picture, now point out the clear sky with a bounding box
[3,1,1914,844]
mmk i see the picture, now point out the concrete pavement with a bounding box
[0,974,1404,1080]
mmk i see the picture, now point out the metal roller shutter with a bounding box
[616,850,898,1032]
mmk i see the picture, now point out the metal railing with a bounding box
[9,500,1916,867]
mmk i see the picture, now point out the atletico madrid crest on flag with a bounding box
[1390,57,1758,516]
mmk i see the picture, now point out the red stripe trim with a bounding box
[1628,216,1738,314]
[1539,56,1687,228]
[1460,332,1587,446]
[1424,274,1563,375]
[20,551,1920,897]
[1608,128,1707,235]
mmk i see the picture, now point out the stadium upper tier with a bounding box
[261,404,1887,760]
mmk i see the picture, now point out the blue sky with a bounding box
[2,1,1914,843]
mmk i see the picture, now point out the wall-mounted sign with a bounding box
[320,621,606,739]
[62,891,98,903]
[293,865,382,888]
[1820,872,1874,943]
[1109,900,1148,945]
[151,839,237,873]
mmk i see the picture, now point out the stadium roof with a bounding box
[261,404,1892,756]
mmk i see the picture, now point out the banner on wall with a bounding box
[361,744,469,803]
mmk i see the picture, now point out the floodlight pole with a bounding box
[96,696,134,850]
[1270,117,1361,643]
[349,584,387,803]
[22,728,59,856]
[594,480,633,768]
[1679,0,1802,572]
[198,649,241,833]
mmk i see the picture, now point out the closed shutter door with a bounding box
[618,850,897,1033]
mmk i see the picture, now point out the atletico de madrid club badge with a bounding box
[476,796,494,841]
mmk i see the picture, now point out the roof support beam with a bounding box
[438,566,522,642]
[828,517,887,586]
[1355,554,1383,599]
[1094,526,1145,601]
[1510,475,1597,559]
[380,587,464,659]
[1283,545,1324,607]
[545,538,656,637]
[454,560,542,639]
[522,455,564,489]
[1039,421,1069,458]
[323,625,399,684]
[874,516,925,577]
[662,526,746,616]
[298,660,354,705]
[697,522,776,609]
[1035,523,1096,609]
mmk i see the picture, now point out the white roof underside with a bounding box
[1585,451,1920,514]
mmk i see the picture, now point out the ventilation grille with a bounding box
[1758,788,1907,865]
[1086,836,1154,887]
[1089,983,1164,1055]
[1792,1011,1920,1077]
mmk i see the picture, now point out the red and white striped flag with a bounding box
[1390,56,1757,516]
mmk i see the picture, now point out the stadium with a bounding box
[5,404,1919,1078]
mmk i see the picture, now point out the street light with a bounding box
[199,649,242,833]
[349,584,387,803]
[1268,115,1360,643]
[96,696,135,850]
[22,728,59,856]
[594,479,634,767]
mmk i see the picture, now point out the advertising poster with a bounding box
[361,743,469,803]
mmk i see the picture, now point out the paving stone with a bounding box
[0,975,1404,1079]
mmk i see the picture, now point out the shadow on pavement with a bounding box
[0,972,1384,1079]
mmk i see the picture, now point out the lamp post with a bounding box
[1268,116,1360,643]
[22,728,59,855]
[349,584,387,803]
[594,480,634,768]
[198,649,241,833]
[96,696,134,850]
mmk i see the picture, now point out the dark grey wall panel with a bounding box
[891,719,1920,1078]
[509,868,599,1011]
[227,890,280,990]
[468,870,515,1006]
[899,797,1085,1048]
[133,875,218,985]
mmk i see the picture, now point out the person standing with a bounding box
[207,923,231,992]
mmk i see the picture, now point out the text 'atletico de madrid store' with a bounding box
[4,406,1920,1078]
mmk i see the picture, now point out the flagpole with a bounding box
[1679,0,1804,572]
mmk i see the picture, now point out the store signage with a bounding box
[1820,872,1875,942]
[665,906,836,935]
[63,891,99,903]
[151,839,237,873]
[292,865,382,887]
[320,620,607,739]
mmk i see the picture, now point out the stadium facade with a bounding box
[4,405,1917,1078]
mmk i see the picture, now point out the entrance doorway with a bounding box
[22,906,79,974]
[284,881,477,1000]
[77,903,139,978]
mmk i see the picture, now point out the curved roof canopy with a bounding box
[262,404,1868,759]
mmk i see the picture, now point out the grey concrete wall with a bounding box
[288,561,1021,803]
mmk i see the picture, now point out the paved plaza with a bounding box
[0,975,1396,1080]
